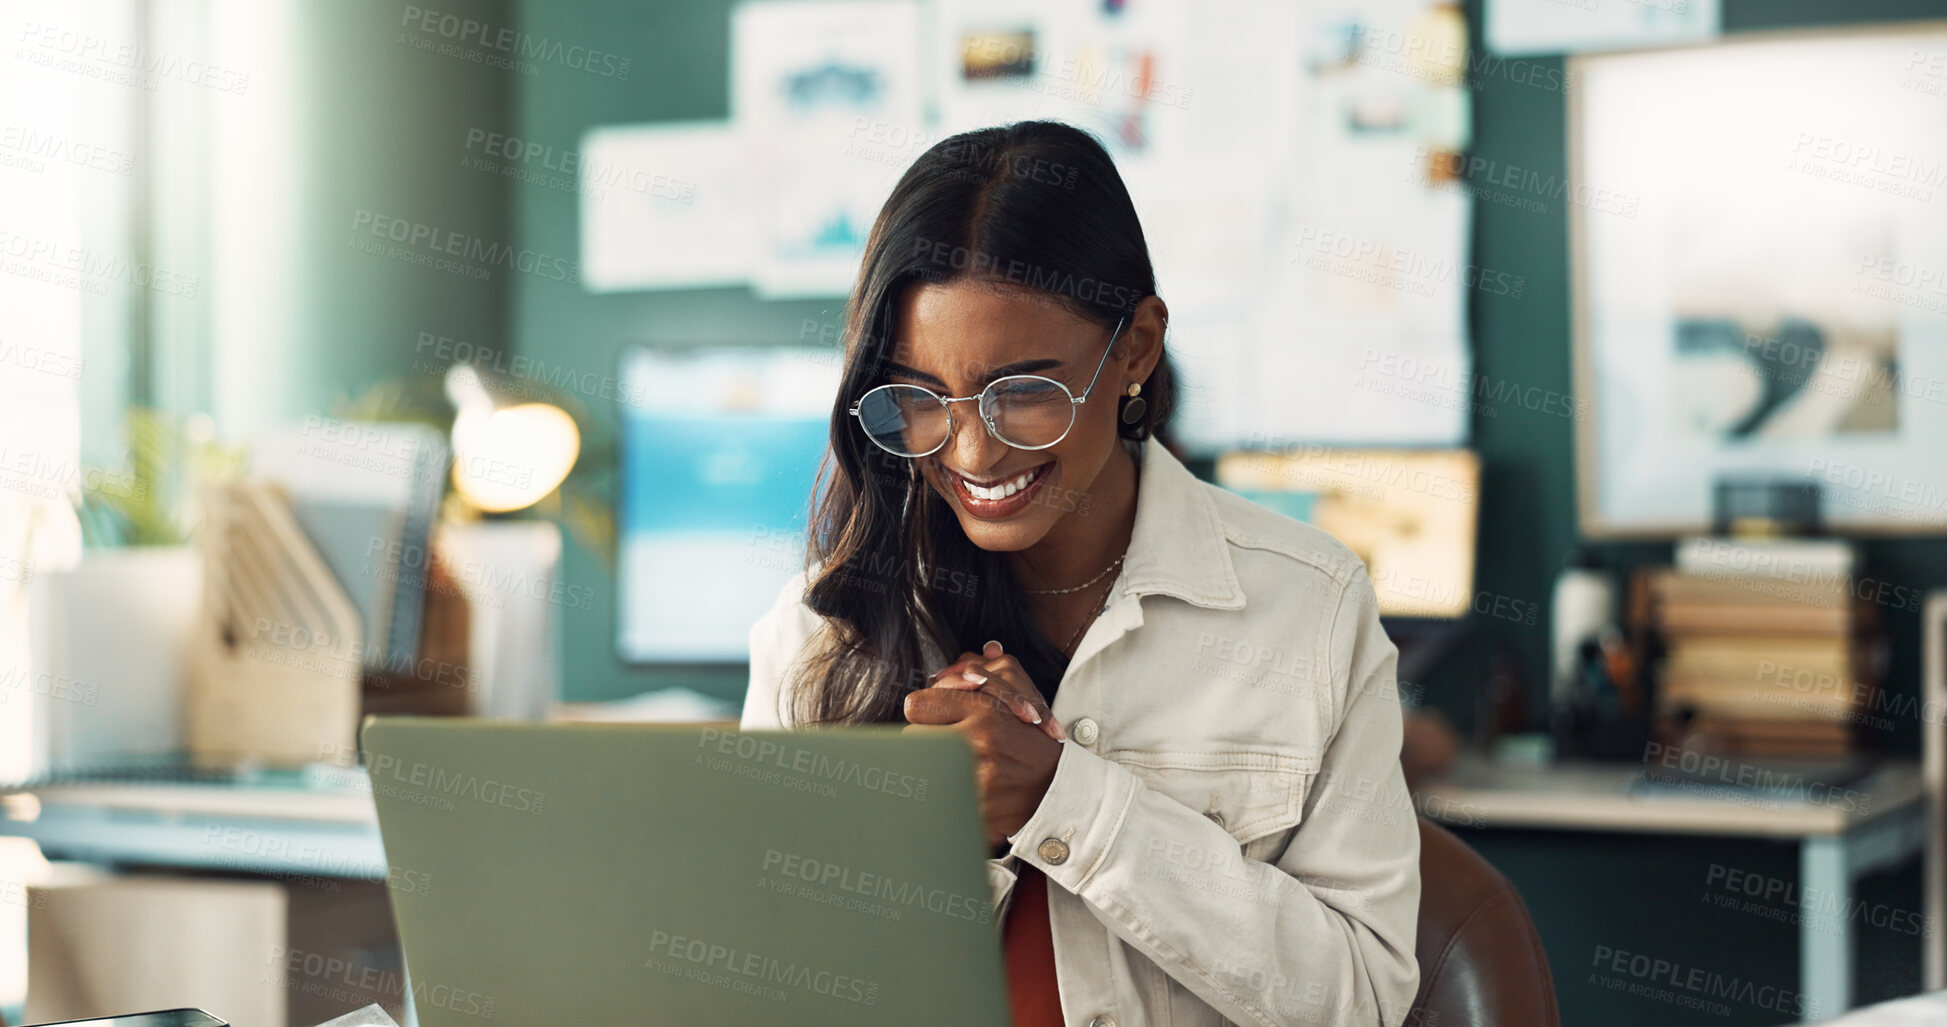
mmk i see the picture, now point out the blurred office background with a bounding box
[4,0,1947,1024]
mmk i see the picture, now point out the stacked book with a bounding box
[1648,539,1869,758]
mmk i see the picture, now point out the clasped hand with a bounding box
[902,640,1065,848]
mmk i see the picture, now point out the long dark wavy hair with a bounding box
[782,120,1176,726]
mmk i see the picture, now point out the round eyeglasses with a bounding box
[849,318,1126,458]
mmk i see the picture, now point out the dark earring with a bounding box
[1117,383,1148,440]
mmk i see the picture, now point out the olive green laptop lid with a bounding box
[361,719,1009,1027]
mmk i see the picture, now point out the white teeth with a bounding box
[963,466,1041,502]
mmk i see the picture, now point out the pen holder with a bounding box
[1549,679,1651,761]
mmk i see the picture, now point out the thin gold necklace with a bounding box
[1057,568,1121,657]
[1021,553,1125,595]
[1036,458,1139,657]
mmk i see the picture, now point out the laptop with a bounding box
[361,719,1010,1027]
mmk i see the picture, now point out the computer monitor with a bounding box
[1216,447,1480,620]
[616,346,841,662]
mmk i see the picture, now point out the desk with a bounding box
[0,776,404,1026]
[0,777,384,878]
[1801,988,1947,1025]
[1417,756,1926,1023]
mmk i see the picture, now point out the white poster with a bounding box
[733,0,924,298]
[1487,0,1718,57]
[580,122,756,292]
[1574,28,1947,534]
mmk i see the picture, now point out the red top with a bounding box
[1002,863,1065,1027]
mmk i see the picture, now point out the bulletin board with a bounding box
[582,0,1476,451]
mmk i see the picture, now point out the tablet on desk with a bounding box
[362,718,1010,1027]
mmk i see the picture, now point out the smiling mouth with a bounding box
[947,462,1051,502]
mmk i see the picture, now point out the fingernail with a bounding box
[983,639,1003,655]
[962,670,988,685]
[1052,720,1068,741]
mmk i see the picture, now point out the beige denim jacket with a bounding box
[743,435,1421,1027]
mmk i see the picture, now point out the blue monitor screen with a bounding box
[616,347,840,662]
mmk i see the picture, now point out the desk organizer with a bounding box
[187,482,363,767]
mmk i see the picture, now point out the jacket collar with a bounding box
[1115,435,1245,610]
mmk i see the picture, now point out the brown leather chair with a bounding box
[1408,818,1560,1027]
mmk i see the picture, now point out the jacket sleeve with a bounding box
[741,571,819,731]
[1003,565,1421,1027]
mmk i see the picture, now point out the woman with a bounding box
[744,121,1420,1027]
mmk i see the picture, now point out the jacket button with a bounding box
[1088,1016,1118,1027]
[1072,717,1100,746]
[1037,837,1070,865]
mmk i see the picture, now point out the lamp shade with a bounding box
[444,365,581,513]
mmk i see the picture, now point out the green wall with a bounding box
[256,1,517,422]
[511,0,832,703]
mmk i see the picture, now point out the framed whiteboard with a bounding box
[1570,23,1947,537]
